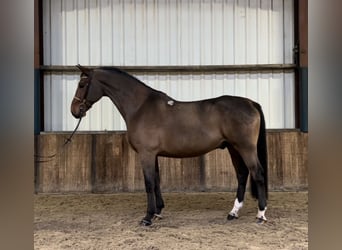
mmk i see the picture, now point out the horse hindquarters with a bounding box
[226,101,268,222]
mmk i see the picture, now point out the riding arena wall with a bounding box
[35,130,307,193]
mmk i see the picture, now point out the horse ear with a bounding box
[76,64,91,76]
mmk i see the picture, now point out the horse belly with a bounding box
[158,129,222,158]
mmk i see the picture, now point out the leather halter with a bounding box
[73,75,93,112]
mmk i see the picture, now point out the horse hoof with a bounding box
[140,219,152,226]
[153,213,163,220]
[227,213,238,221]
[256,217,267,225]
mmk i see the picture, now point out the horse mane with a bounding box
[99,66,129,76]
[98,67,147,86]
[98,66,164,96]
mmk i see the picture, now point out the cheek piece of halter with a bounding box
[73,75,93,116]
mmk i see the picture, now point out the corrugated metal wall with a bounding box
[42,0,295,131]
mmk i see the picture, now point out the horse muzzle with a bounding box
[71,100,87,119]
[71,107,86,119]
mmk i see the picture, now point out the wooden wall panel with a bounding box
[159,157,183,191]
[267,131,308,190]
[35,134,59,192]
[92,134,125,192]
[35,131,308,193]
[204,149,237,191]
[35,134,92,192]
[59,135,92,192]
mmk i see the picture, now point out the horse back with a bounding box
[127,94,260,156]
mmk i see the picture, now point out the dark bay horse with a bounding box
[71,65,268,225]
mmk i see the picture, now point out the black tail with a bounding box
[250,103,268,200]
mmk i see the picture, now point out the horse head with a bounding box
[71,65,102,118]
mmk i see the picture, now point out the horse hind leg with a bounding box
[237,147,268,223]
[227,146,249,220]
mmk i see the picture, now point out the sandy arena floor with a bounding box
[34,192,308,250]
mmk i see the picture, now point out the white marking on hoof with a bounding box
[229,198,244,219]
[256,207,267,223]
[167,100,174,106]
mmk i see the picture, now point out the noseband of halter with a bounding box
[73,74,93,113]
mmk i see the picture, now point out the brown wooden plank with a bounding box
[58,134,92,192]
[92,134,125,192]
[267,132,284,189]
[204,149,237,191]
[35,131,308,193]
[300,133,308,187]
[36,134,59,192]
[159,157,183,191]
[181,157,201,191]
[281,132,308,189]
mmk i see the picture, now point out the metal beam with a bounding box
[40,64,296,74]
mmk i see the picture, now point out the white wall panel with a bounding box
[284,0,295,63]
[42,0,295,131]
[43,0,294,66]
[44,71,295,131]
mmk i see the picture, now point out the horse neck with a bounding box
[99,70,152,124]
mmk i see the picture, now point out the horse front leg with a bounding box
[153,157,164,220]
[140,154,157,226]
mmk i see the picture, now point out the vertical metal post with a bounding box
[299,68,308,132]
[34,70,40,134]
[298,0,308,132]
[34,0,43,134]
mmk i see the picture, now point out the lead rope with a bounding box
[34,117,83,163]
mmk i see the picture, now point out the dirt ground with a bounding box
[34,192,307,250]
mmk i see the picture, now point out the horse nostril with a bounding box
[79,104,87,117]
[79,104,85,112]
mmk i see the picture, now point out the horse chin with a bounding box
[71,109,86,119]
[78,109,87,118]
